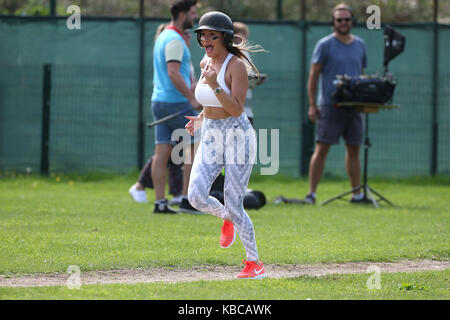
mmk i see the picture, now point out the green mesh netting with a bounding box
[0,17,448,177]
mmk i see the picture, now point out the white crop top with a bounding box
[194,53,233,108]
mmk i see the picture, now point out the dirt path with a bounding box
[1,260,448,288]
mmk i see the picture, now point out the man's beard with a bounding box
[335,27,350,36]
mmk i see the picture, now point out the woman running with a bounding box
[185,11,267,279]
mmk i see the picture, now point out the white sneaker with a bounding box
[168,195,183,206]
[128,184,147,203]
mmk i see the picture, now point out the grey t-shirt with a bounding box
[311,34,367,107]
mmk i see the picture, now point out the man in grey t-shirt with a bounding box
[303,3,367,204]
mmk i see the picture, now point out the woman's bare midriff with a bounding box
[203,106,234,119]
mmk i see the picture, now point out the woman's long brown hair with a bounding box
[226,33,266,75]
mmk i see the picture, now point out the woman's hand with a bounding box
[185,115,203,136]
[202,64,219,89]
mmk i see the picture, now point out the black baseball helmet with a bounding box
[194,11,234,47]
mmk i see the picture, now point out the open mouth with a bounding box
[205,45,214,54]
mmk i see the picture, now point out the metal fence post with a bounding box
[277,0,283,20]
[50,0,56,16]
[137,0,146,169]
[41,64,52,175]
[300,0,314,177]
[431,0,439,175]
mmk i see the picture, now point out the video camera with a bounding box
[333,73,396,104]
[333,25,405,104]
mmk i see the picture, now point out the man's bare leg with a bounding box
[308,142,331,195]
[345,144,362,196]
[152,144,173,201]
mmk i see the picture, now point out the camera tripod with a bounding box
[321,103,398,208]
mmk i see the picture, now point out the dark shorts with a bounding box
[151,101,198,145]
[316,106,364,145]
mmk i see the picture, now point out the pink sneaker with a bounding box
[220,220,236,248]
[236,260,267,279]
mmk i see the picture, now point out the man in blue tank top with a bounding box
[303,3,367,204]
[130,0,201,214]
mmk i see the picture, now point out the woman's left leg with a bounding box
[223,162,259,261]
[223,114,259,262]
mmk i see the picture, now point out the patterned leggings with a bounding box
[188,113,259,261]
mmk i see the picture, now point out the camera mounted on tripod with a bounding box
[333,25,405,105]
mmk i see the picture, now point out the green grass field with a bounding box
[0,172,449,300]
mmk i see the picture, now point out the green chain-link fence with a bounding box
[0,16,448,177]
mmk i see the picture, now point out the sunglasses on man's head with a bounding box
[335,18,352,22]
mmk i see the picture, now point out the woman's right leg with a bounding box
[188,141,230,220]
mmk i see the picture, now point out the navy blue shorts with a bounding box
[151,101,198,145]
[316,106,364,146]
